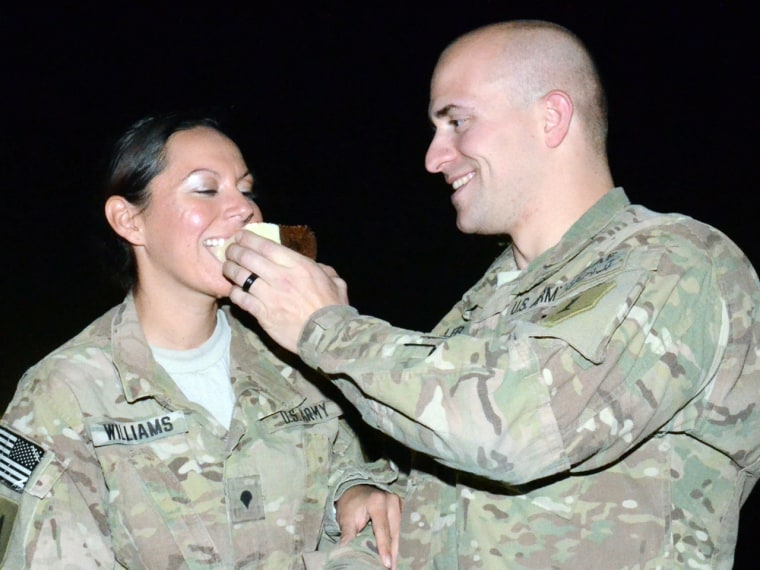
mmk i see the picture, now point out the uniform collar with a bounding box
[110,294,308,411]
[459,188,630,313]
[225,306,311,409]
[511,187,630,293]
[110,293,178,403]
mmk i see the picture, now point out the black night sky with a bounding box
[2,1,758,564]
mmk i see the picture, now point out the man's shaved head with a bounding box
[436,20,608,153]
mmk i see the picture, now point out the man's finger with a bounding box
[222,257,262,289]
[228,286,264,319]
[234,230,298,266]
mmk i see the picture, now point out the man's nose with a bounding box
[425,132,456,173]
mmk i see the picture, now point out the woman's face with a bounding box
[133,126,262,300]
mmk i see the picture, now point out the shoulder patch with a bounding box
[0,426,44,493]
[544,280,616,326]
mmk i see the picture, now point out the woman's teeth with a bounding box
[203,237,227,247]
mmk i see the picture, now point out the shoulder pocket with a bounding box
[0,425,68,499]
[522,267,653,364]
[518,247,664,363]
[24,448,69,499]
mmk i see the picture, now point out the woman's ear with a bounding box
[104,196,144,245]
[543,90,573,148]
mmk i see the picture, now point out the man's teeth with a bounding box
[203,237,227,247]
[452,172,475,190]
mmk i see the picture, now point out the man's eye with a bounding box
[196,189,218,196]
[450,118,465,128]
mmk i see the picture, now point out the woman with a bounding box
[0,114,399,569]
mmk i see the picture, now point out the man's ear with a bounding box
[104,196,144,245]
[543,90,573,148]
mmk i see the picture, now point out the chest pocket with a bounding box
[87,414,223,566]
[258,399,344,500]
[254,399,344,553]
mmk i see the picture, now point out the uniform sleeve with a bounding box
[320,412,400,537]
[304,406,399,568]
[299,244,728,485]
[0,366,116,568]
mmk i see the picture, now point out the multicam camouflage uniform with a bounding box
[0,295,395,569]
[297,188,760,569]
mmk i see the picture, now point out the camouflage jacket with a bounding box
[0,295,395,569]
[298,188,760,569]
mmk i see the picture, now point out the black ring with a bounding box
[241,273,257,293]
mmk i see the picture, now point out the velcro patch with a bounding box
[543,281,616,326]
[0,426,44,493]
[88,411,189,447]
[262,399,342,431]
[227,476,265,523]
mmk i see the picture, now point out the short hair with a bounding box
[448,20,609,152]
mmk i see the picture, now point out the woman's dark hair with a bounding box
[104,112,225,291]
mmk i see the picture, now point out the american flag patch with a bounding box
[0,426,44,493]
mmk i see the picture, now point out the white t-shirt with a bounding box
[151,310,235,428]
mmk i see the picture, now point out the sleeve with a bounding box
[298,243,727,485]
[0,366,116,569]
[321,415,400,539]
[310,406,400,569]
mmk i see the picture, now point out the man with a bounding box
[224,20,760,569]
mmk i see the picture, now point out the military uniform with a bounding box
[297,188,760,569]
[0,295,395,569]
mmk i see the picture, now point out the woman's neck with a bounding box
[133,284,219,350]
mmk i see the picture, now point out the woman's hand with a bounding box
[335,485,402,569]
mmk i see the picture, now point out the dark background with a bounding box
[2,1,757,564]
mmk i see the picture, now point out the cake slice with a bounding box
[208,223,317,262]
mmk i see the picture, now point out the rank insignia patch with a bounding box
[544,281,616,326]
[227,476,265,523]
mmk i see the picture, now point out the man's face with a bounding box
[425,42,543,237]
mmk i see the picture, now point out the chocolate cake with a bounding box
[279,225,318,260]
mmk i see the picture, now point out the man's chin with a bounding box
[455,216,477,234]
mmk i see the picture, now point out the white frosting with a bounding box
[209,222,281,262]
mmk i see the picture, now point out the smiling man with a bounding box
[224,20,760,569]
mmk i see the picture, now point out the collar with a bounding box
[110,294,307,410]
[110,293,172,403]
[459,188,630,312]
[511,187,630,294]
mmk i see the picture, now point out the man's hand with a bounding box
[223,231,349,352]
[336,485,402,569]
